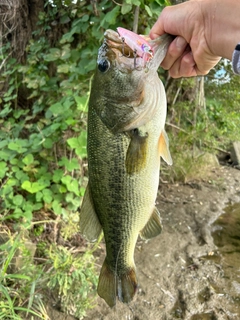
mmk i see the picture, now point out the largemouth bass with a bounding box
[80,29,172,308]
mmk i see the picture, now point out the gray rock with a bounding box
[231,141,240,165]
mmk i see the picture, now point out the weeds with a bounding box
[0,227,99,319]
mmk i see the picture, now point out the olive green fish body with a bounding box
[80,30,172,307]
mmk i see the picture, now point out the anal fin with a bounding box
[140,207,163,240]
[79,184,102,242]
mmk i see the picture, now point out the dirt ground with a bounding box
[45,164,240,320]
[82,165,240,320]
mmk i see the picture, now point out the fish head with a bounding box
[89,29,173,133]
[95,29,146,105]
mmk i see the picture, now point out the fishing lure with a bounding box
[117,27,153,64]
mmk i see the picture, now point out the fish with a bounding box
[79,29,173,308]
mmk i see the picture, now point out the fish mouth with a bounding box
[99,29,149,71]
[104,29,136,58]
[99,29,173,72]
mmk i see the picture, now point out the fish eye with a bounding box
[98,59,110,73]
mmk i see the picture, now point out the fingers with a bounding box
[160,36,197,77]
[160,36,218,77]
[161,36,188,70]
[168,51,198,78]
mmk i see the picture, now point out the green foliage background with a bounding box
[0,0,169,225]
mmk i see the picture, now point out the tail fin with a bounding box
[97,259,138,308]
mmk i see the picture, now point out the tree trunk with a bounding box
[0,0,44,62]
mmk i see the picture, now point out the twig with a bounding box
[172,78,183,106]
[165,121,188,134]
[112,0,122,6]
[133,6,139,33]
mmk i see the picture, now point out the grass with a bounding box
[0,222,99,320]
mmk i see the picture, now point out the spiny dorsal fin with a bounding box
[125,128,148,175]
[140,207,163,240]
[79,184,102,242]
[158,129,172,165]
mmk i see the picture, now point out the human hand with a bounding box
[150,1,222,78]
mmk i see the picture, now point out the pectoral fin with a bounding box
[158,129,172,165]
[140,207,163,240]
[125,128,148,175]
[79,184,102,242]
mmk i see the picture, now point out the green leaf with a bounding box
[0,162,8,179]
[22,154,34,165]
[61,175,79,196]
[121,3,132,15]
[53,169,64,183]
[52,200,62,215]
[58,157,79,171]
[49,102,62,115]
[100,6,120,27]
[145,5,153,17]
[60,32,74,44]
[67,131,87,158]
[0,140,8,149]
[126,0,140,5]
[66,158,79,171]
[43,138,53,149]
[44,48,61,61]
[74,95,89,111]
[12,194,24,206]
[42,189,53,203]
[36,191,43,202]
[8,140,28,154]
[16,170,29,183]
[21,178,50,194]
[57,64,70,73]
[61,45,71,60]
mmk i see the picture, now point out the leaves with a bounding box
[21,179,50,194]
[100,6,120,27]
[67,131,87,158]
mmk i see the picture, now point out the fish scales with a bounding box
[80,29,173,308]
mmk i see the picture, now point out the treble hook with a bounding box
[120,37,131,58]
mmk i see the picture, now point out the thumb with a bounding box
[150,15,165,39]
[150,4,189,40]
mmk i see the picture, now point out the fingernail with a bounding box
[175,36,187,49]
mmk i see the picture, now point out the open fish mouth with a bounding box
[99,29,151,71]
[104,29,138,59]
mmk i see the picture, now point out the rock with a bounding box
[200,152,219,167]
[230,141,240,165]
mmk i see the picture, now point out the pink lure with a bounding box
[117,27,153,63]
